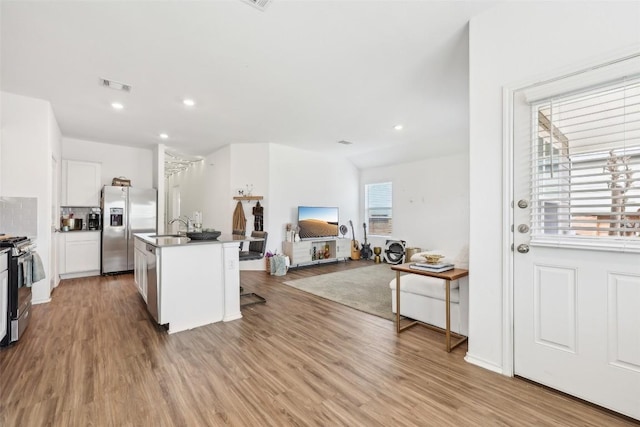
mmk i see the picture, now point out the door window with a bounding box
[531,77,640,246]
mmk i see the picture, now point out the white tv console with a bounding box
[283,238,351,267]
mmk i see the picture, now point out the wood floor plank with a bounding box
[0,261,637,426]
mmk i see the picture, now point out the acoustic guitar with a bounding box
[360,223,372,260]
[349,220,360,260]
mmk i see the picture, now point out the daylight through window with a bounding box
[532,76,640,240]
[365,182,392,236]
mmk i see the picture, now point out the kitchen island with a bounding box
[134,232,261,334]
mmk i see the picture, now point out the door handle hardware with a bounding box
[518,224,530,233]
[517,244,530,253]
[517,199,529,209]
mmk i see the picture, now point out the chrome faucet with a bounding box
[168,217,191,235]
[169,217,188,227]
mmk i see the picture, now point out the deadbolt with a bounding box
[518,224,530,233]
[517,199,529,209]
[517,244,530,253]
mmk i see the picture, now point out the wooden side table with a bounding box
[391,263,469,352]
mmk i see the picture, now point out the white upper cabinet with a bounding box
[61,160,101,206]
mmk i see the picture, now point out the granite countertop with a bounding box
[135,232,262,248]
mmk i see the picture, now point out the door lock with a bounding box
[517,224,530,233]
[517,199,529,209]
[517,244,530,253]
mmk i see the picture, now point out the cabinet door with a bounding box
[63,160,101,206]
[0,268,7,343]
[65,234,100,273]
[336,239,351,258]
[134,246,147,301]
[58,233,67,274]
[291,241,312,264]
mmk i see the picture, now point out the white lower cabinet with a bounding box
[336,239,351,259]
[283,241,312,265]
[134,239,148,302]
[283,238,350,267]
[59,231,101,278]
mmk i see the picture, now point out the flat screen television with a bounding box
[297,206,339,239]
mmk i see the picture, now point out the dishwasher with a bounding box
[145,244,159,322]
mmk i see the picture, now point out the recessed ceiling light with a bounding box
[111,102,124,110]
[183,99,195,107]
[394,124,404,131]
[159,133,169,140]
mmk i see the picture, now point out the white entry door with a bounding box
[512,76,640,420]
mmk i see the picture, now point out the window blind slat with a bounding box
[532,75,640,239]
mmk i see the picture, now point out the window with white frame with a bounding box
[365,182,392,235]
[532,76,640,240]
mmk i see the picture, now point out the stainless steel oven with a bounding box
[0,236,33,347]
[11,250,33,342]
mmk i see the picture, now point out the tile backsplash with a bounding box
[0,197,38,237]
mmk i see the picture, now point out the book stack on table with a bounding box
[409,262,454,273]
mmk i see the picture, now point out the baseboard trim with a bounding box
[223,313,243,322]
[60,270,100,280]
[464,352,506,375]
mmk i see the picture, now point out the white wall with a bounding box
[468,2,640,372]
[1,92,61,304]
[230,144,270,270]
[166,145,231,233]
[0,4,2,192]
[269,143,359,256]
[360,152,469,265]
[167,142,359,270]
[49,104,62,291]
[62,137,153,189]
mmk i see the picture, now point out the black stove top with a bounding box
[0,236,30,248]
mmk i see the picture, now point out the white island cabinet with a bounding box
[134,233,250,334]
[133,237,148,302]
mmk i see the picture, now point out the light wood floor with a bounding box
[1,261,637,426]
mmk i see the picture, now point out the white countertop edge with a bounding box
[134,232,262,248]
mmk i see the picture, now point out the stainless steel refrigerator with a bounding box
[101,186,157,274]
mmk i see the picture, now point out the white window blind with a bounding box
[365,182,392,235]
[531,75,640,240]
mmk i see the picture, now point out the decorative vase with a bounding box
[374,246,382,264]
[294,233,300,242]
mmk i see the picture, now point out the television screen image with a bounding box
[298,206,339,239]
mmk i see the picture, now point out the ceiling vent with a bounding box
[338,140,354,145]
[240,0,272,11]
[99,78,131,92]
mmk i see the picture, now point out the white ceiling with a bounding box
[1,0,498,169]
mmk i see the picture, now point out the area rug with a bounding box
[282,264,397,320]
